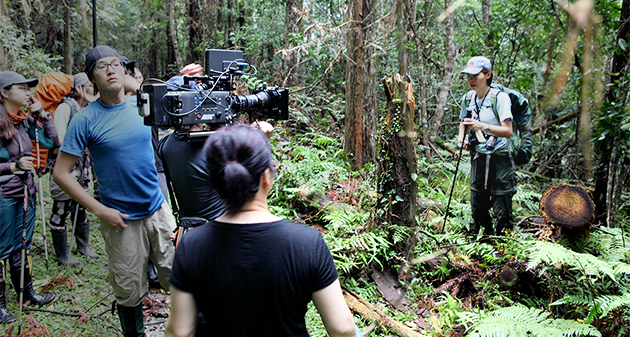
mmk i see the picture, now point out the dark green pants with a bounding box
[470,153,516,235]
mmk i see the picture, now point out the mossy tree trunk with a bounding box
[379,74,418,268]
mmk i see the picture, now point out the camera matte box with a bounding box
[205,49,244,73]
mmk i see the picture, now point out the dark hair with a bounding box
[0,86,19,139]
[205,124,274,215]
[483,70,493,86]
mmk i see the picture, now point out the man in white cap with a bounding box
[53,46,176,337]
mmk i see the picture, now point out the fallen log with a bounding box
[343,288,425,337]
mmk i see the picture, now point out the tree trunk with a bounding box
[379,74,418,252]
[594,0,630,224]
[282,0,302,87]
[188,0,204,64]
[64,4,73,73]
[481,0,491,26]
[0,0,6,71]
[397,0,416,77]
[168,0,183,70]
[344,0,377,170]
[429,0,455,143]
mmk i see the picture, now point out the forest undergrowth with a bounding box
[2,91,630,337]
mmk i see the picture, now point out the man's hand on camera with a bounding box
[180,63,204,77]
[253,121,274,139]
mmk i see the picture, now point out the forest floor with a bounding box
[0,178,171,337]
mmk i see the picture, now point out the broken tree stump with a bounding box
[540,184,594,228]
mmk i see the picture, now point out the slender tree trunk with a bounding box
[594,0,630,224]
[344,0,377,170]
[398,0,417,77]
[188,0,203,64]
[64,4,73,73]
[430,0,455,143]
[282,0,302,87]
[0,0,6,71]
[169,0,183,70]
[481,0,491,26]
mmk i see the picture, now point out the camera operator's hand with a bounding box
[95,206,129,231]
[180,63,204,77]
[253,121,274,139]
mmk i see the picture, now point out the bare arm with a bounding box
[53,151,128,230]
[164,286,198,337]
[312,279,357,337]
[462,118,513,138]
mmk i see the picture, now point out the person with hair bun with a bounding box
[165,124,358,337]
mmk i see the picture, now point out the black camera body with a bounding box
[138,49,289,131]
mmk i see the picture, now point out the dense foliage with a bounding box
[2,0,630,335]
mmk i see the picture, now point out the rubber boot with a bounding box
[75,221,99,259]
[51,228,80,266]
[9,251,56,306]
[0,260,16,324]
[117,304,146,337]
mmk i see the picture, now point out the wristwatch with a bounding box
[484,124,490,133]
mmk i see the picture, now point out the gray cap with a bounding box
[0,71,38,90]
[461,56,492,74]
[71,72,90,88]
[85,45,123,80]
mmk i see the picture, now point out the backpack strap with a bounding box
[60,97,79,122]
[463,90,475,118]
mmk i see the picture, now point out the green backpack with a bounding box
[463,84,533,165]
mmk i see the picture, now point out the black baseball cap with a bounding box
[85,45,124,80]
[0,71,38,90]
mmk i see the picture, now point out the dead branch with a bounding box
[343,288,425,337]
[532,111,578,135]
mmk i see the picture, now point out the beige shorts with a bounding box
[100,202,176,307]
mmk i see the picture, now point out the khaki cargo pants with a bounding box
[101,202,176,307]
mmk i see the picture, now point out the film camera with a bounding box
[138,49,288,140]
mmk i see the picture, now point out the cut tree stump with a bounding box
[540,184,594,228]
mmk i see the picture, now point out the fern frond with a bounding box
[526,241,617,281]
[611,261,630,276]
[461,305,601,337]
[594,293,630,318]
[551,294,592,307]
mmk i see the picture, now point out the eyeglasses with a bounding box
[94,60,124,72]
[82,84,94,89]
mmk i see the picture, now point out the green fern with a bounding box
[459,305,601,337]
[526,241,618,281]
[552,293,630,324]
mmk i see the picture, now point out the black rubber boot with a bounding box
[9,251,56,306]
[117,304,146,337]
[75,221,99,259]
[0,260,16,324]
[51,228,80,266]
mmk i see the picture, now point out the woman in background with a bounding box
[0,71,59,323]
[165,124,358,337]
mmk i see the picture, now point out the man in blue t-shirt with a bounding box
[53,45,176,337]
